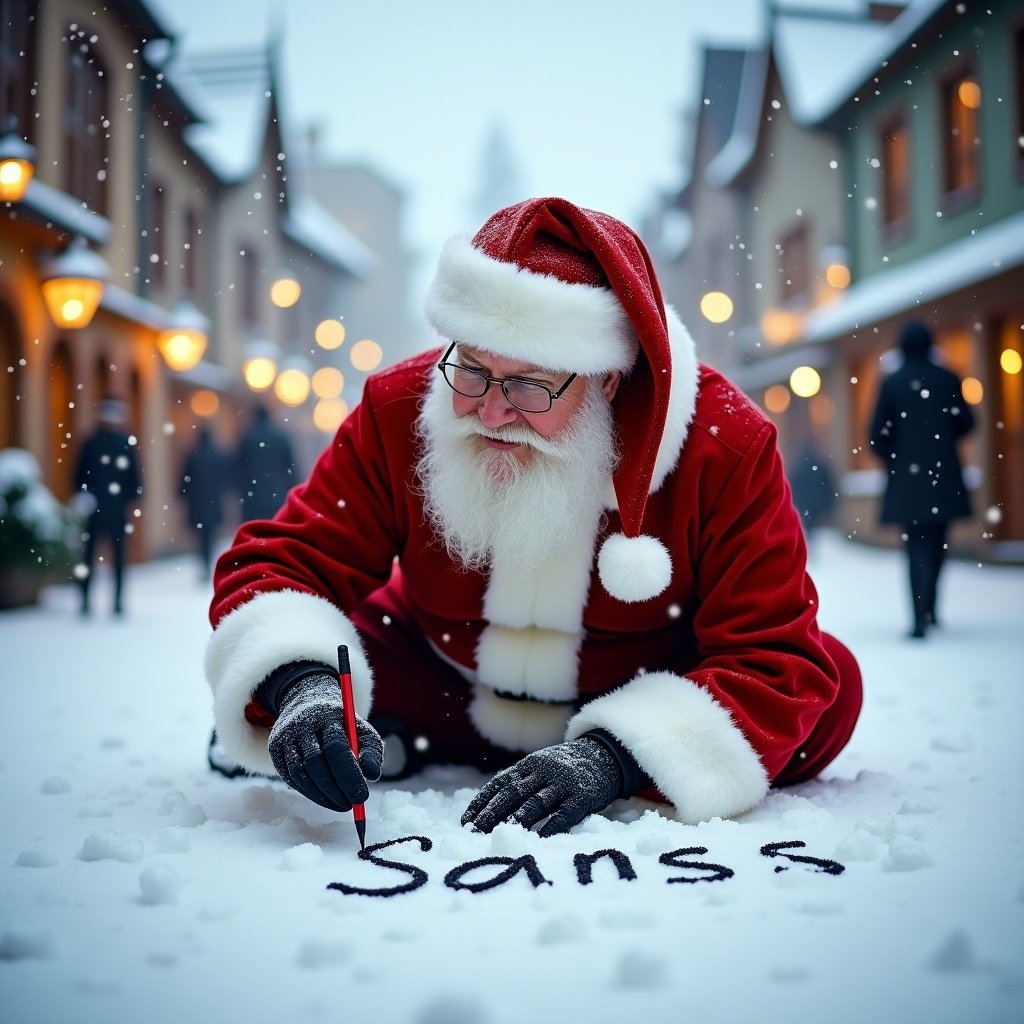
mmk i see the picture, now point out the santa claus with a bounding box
[205,197,862,837]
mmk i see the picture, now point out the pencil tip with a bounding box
[356,819,366,851]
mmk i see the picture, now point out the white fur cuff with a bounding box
[204,589,374,774]
[565,671,768,823]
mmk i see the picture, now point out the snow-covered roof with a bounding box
[281,195,377,279]
[808,0,950,123]
[17,180,112,246]
[177,63,271,185]
[705,48,769,189]
[804,210,1024,341]
[772,12,894,126]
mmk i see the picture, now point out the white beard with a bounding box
[415,376,618,573]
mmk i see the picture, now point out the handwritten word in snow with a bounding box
[326,836,844,897]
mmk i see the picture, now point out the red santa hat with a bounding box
[424,196,673,603]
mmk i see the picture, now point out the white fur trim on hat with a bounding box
[424,235,639,374]
[204,589,374,775]
[597,533,672,603]
[565,671,769,824]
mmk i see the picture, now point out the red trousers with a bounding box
[351,579,862,792]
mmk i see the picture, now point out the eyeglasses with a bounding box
[436,342,577,414]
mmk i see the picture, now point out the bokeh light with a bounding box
[189,390,219,418]
[789,366,821,398]
[999,349,1022,375]
[699,291,734,324]
[763,384,791,414]
[312,366,345,399]
[315,319,346,350]
[350,339,383,372]
[313,398,349,433]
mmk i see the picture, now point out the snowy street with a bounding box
[1,531,1023,1024]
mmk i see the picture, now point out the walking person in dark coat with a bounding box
[235,405,297,523]
[73,397,142,616]
[869,320,976,638]
[180,427,230,579]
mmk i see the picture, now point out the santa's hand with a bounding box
[263,670,383,812]
[461,731,636,838]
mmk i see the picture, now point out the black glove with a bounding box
[257,662,384,813]
[460,729,641,838]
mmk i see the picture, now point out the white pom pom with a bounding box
[597,533,672,603]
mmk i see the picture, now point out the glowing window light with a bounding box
[275,366,311,407]
[1000,349,1022,375]
[763,384,791,414]
[789,366,821,398]
[313,398,349,433]
[190,390,220,418]
[825,262,851,289]
[699,291,734,324]
[269,274,301,308]
[312,366,345,399]
[962,376,983,405]
[315,319,346,349]
[957,80,981,109]
[350,339,383,372]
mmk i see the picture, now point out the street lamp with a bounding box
[0,125,36,202]
[39,238,110,330]
[157,297,209,372]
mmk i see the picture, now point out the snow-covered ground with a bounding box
[1,530,1022,1024]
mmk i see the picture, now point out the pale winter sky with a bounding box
[153,0,764,291]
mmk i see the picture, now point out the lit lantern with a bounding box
[0,128,36,202]
[699,291,734,324]
[157,298,209,372]
[270,270,301,308]
[242,338,280,392]
[274,356,312,406]
[39,238,110,329]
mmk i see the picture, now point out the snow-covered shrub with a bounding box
[0,448,81,573]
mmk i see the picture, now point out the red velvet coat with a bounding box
[206,320,842,824]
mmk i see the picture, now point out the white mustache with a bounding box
[446,415,563,458]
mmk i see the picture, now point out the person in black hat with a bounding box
[73,397,142,616]
[869,320,976,638]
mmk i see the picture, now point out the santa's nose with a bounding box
[476,384,519,429]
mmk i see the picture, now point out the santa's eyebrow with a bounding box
[456,347,559,381]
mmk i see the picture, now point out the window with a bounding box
[880,115,910,231]
[778,222,809,302]
[941,67,981,200]
[0,0,39,145]
[239,246,260,326]
[64,25,109,214]
[1015,26,1024,176]
[147,182,166,289]
[185,209,201,298]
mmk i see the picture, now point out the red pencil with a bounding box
[337,645,366,850]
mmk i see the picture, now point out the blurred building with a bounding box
[645,0,1024,561]
[0,0,416,561]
